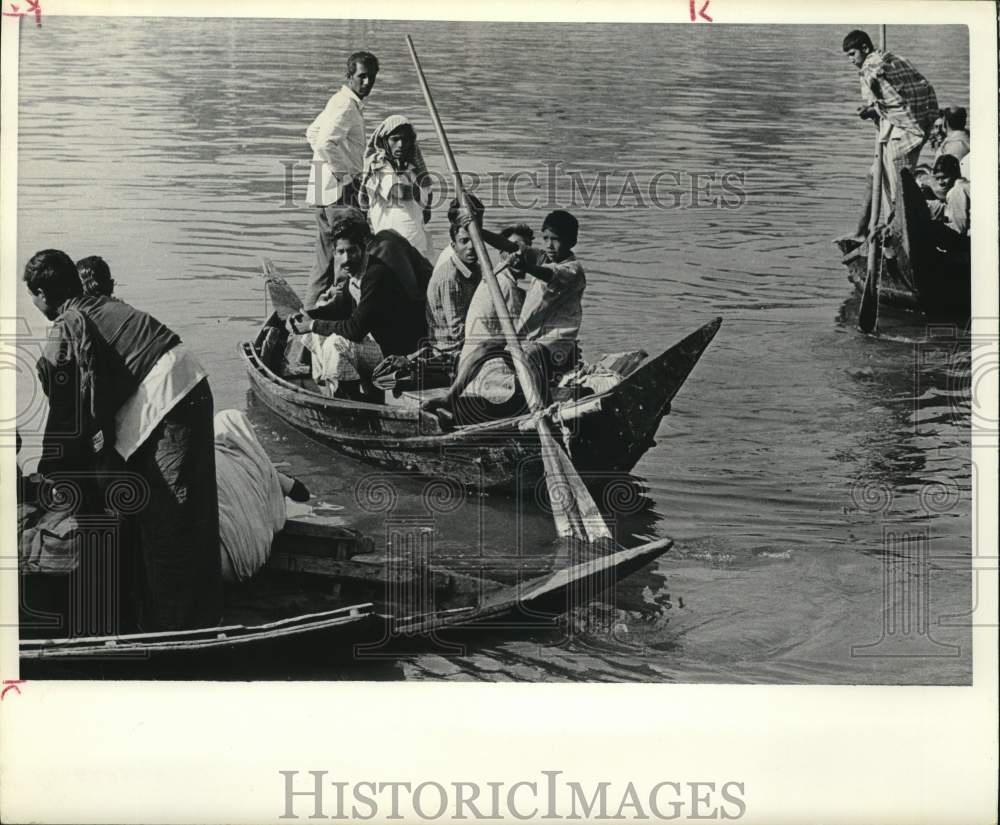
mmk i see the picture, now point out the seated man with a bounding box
[936,106,969,163]
[423,209,585,415]
[930,154,970,256]
[424,209,483,369]
[286,209,431,401]
[458,223,533,365]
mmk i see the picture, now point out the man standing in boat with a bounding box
[23,249,222,633]
[304,50,379,307]
[286,209,432,401]
[842,30,938,243]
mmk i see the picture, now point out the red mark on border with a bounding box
[689,0,712,22]
[1,679,25,700]
[1,0,42,26]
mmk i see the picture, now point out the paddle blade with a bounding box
[537,420,612,542]
[261,257,304,318]
[858,236,881,333]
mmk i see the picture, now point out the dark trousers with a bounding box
[305,182,360,308]
[126,378,222,632]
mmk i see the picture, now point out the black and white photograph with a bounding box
[1,0,996,821]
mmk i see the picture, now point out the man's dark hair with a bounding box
[542,209,579,248]
[943,106,967,131]
[23,249,83,298]
[446,193,485,227]
[500,224,534,244]
[347,51,379,77]
[449,220,473,242]
[933,154,962,179]
[330,208,372,247]
[842,30,874,53]
[77,255,114,297]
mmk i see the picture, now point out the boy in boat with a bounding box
[285,209,432,401]
[422,209,584,415]
[936,107,969,164]
[929,154,970,256]
[24,249,222,632]
[76,255,115,298]
[305,50,379,307]
[842,30,938,242]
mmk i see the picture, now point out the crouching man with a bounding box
[286,209,431,401]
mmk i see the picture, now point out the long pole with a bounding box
[405,35,610,542]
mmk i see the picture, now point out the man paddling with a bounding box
[841,30,938,245]
[304,50,379,307]
[422,209,585,416]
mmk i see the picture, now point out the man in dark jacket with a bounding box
[286,208,431,400]
[24,249,222,632]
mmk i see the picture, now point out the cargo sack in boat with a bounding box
[214,409,286,582]
[555,349,648,397]
[18,497,80,574]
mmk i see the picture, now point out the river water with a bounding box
[12,18,973,683]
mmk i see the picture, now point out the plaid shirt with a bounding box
[859,50,938,139]
[425,247,481,354]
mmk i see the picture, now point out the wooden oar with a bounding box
[857,142,884,333]
[405,35,611,543]
[858,24,887,334]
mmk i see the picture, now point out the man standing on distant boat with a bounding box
[304,50,379,307]
[841,29,938,243]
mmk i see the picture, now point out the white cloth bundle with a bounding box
[214,409,286,582]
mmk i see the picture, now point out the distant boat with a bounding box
[241,259,722,490]
[836,167,970,320]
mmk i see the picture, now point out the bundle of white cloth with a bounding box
[214,409,287,583]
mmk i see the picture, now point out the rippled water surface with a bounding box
[13,18,973,683]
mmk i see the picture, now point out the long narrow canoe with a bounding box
[242,263,721,489]
[19,518,672,676]
[836,167,970,319]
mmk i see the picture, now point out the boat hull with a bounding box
[242,318,722,489]
[19,519,672,677]
[837,167,970,320]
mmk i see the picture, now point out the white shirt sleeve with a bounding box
[306,95,358,173]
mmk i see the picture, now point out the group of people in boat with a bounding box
[294,49,587,415]
[19,250,308,634]
[840,29,971,260]
[17,47,589,635]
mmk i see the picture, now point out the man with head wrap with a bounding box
[359,114,435,259]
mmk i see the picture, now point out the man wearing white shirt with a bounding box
[305,50,379,307]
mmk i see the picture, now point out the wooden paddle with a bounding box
[857,142,884,333]
[405,35,611,543]
[858,24,887,334]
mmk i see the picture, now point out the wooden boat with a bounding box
[18,518,672,677]
[241,263,722,489]
[836,167,970,319]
